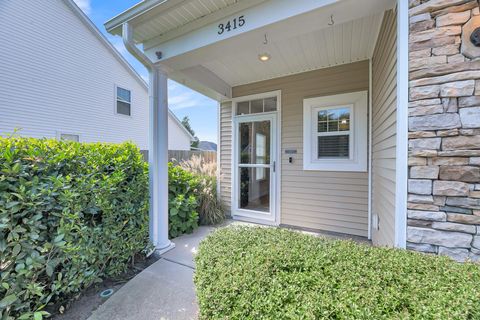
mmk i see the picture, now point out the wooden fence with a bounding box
[140,150,217,164]
[169,150,217,163]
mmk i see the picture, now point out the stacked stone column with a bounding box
[407,0,480,262]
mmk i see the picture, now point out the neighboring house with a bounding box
[0,0,194,151]
[168,111,196,150]
[107,0,480,262]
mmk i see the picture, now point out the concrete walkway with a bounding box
[88,221,368,320]
[88,226,216,320]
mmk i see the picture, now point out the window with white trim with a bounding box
[116,86,131,116]
[59,133,79,142]
[303,91,367,172]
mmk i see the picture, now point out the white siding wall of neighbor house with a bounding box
[219,101,233,214]
[371,10,397,246]
[0,0,149,149]
[224,61,370,237]
[168,116,192,151]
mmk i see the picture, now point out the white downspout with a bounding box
[123,23,174,254]
[368,59,373,240]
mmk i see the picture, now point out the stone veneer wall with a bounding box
[407,0,480,262]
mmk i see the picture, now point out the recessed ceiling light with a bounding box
[258,53,271,62]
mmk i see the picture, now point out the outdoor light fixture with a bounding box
[258,34,271,62]
[258,53,271,62]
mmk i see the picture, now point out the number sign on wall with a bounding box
[218,15,245,35]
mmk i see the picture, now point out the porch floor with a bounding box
[88,220,369,320]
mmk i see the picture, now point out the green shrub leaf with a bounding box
[0,294,17,309]
[12,244,21,256]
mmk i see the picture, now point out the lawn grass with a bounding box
[194,226,480,320]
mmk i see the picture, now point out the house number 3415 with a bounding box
[218,16,245,35]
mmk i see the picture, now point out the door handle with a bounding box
[273,161,276,173]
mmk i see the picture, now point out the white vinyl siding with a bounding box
[219,101,233,214]
[232,61,369,237]
[0,1,148,149]
[168,116,192,151]
[371,9,397,246]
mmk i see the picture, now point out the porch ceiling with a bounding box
[106,0,395,100]
[200,13,385,87]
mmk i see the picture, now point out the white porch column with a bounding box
[149,66,174,252]
[122,22,174,254]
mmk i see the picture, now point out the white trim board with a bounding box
[230,90,282,225]
[395,1,408,249]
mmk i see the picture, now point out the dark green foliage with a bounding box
[195,227,480,320]
[168,163,199,238]
[0,137,150,319]
[180,116,198,148]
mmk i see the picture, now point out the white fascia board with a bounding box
[178,66,232,99]
[105,0,184,36]
[168,69,232,101]
[143,0,268,50]
[144,0,340,62]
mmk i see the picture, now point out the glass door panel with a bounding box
[239,121,271,164]
[237,119,272,214]
[239,167,270,212]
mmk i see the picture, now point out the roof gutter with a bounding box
[122,22,154,71]
[105,0,169,35]
[123,23,196,143]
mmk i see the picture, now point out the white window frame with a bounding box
[314,104,353,160]
[56,131,80,142]
[115,85,132,117]
[303,91,367,172]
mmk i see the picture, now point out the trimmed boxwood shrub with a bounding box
[0,137,150,319]
[195,227,480,319]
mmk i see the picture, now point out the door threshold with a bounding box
[232,215,279,227]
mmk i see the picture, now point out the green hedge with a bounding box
[168,163,199,238]
[195,227,480,320]
[0,137,150,319]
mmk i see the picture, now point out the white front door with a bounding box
[233,113,277,224]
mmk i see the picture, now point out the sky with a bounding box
[74,0,218,143]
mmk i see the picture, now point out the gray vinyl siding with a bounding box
[231,61,369,237]
[371,10,397,246]
[219,101,233,214]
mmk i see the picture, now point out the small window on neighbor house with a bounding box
[116,87,131,116]
[60,133,79,142]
